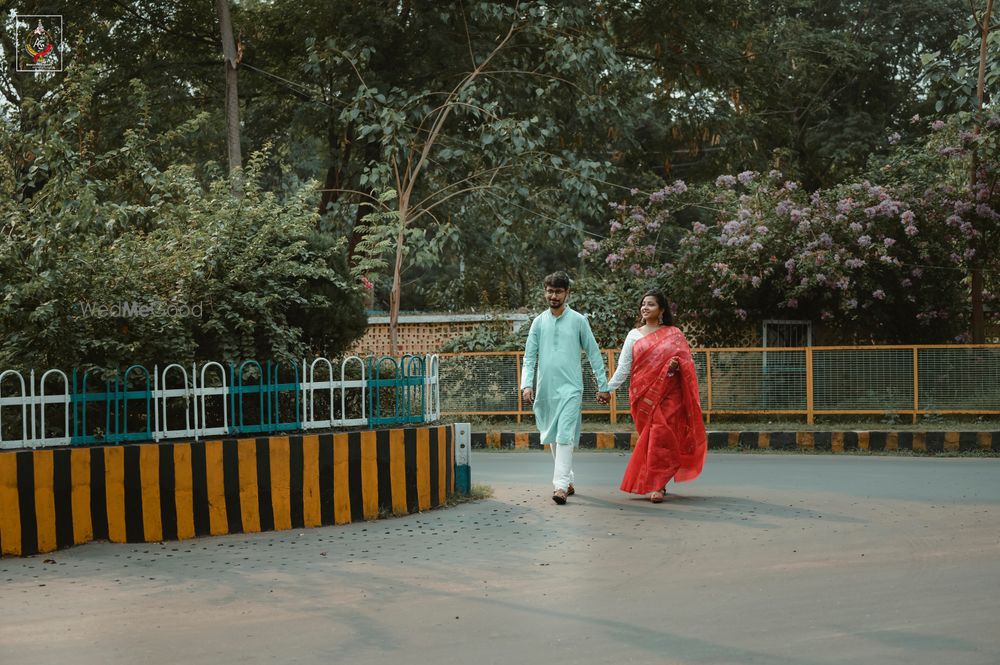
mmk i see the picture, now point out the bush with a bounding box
[0,69,366,372]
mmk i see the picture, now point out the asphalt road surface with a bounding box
[2,451,999,665]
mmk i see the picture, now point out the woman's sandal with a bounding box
[649,490,664,503]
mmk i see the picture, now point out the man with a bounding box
[520,271,612,504]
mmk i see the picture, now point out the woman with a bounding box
[606,290,706,502]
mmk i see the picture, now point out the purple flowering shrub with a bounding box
[581,114,999,344]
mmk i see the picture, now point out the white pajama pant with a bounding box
[550,442,575,491]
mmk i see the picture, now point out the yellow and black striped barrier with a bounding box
[0,425,454,558]
[471,430,1000,452]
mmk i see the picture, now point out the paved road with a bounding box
[2,451,999,665]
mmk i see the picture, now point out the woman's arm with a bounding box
[607,330,639,391]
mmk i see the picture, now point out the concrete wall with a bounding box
[0,425,454,557]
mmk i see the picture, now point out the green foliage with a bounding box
[0,0,988,325]
[921,5,1000,113]
[0,68,366,372]
[349,188,400,289]
[438,320,529,353]
[567,276,642,349]
[582,111,1000,344]
[606,0,968,189]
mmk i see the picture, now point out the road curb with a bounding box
[471,430,1000,453]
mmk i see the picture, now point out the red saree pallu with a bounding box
[620,326,707,494]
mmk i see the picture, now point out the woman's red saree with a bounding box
[620,326,707,494]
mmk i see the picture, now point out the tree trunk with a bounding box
[217,0,242,197]
[388,197,409,357]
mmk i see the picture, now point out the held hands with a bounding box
[521,388,534,404]
[596,391,611,405]
[667,356,680,376]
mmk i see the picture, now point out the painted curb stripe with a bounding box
[53,449,74,550]
[270,436,292,531]
[238,438,261,533]
[470,430,999,453]
[361,430,379,521]
[404,428,418,514]
[375,429,393,516]
[0,453,21,556]
[205,441,228,536]
[122,446,144,543]
[157,444,177,542]
[389,429,407,516]
[173,443,195,541]
[347,432,363,523]
[429,428,441,508]
[16,452,38,555]
[0,425,455,557]
[255,437,275,532]
[302,435,321,528]
[104,446,126,543]
[221,439,243,535]
[70,449,92,545]
[318,433,335,525]
[89,448,108,542]
[416,428,431,511]
[189,442,210,536]
[289,435,305,530]
[332,432,350,525]
[140,444,163,543]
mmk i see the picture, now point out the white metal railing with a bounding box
[0,354,440,450]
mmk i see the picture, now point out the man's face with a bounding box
[544,286,568,310]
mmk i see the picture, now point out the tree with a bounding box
[216,0,243,195]
[581,116,1000,344]
[922,0,1000,342]
[603,0,967,189]
[285,1,644,352]
[0,68,366,371]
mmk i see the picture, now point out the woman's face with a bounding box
[640,296,662,322]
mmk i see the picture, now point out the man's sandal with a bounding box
[567,484,575,496]
[552,489,568,505]
[649,490,664,503]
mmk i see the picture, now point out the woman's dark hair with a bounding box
[636,289,673,326]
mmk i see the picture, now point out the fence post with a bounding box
[454,422,471,494]
[912,347,919,425]
[805,347,814,425]
[705,350,713,425]
[28,369,37,445]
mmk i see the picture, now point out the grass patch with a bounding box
[447,482,494,506]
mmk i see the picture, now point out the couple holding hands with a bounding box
[519,271,706,505]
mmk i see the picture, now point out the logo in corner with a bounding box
[16,15,63,73]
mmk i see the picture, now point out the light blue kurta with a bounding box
[520,307,609,447]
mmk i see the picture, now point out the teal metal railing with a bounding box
[0,354,440,449]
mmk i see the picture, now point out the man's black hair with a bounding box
[543,271,571,290]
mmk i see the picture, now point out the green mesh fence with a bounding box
[918,347,1000,410]
[709,349,806,411]
[439,353,521,413]
[813,348,913,411]
[438,347,1000,419]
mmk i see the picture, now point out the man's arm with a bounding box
[520,317,539,400]
[580,315,609,394]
